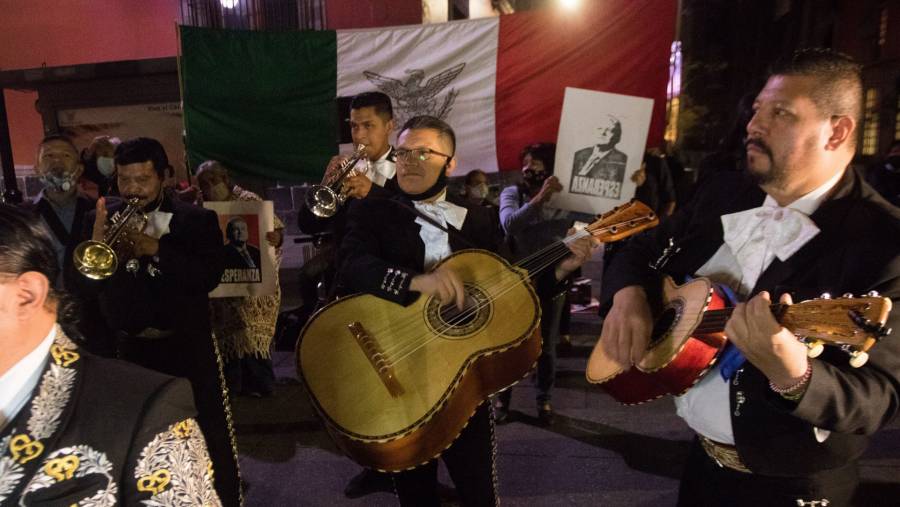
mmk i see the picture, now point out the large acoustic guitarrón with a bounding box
[297,201,658,471]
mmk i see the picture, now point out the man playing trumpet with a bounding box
[79,137,241,506]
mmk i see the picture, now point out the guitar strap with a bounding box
[389,198,477,250]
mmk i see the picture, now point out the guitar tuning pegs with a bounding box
[842,293,854,299]
[867,290,880,297]
[804,340,824,358]
[848,349,869,368]
[820,292,832,299]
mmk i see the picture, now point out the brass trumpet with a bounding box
[73,197,148,280]
[305,144,369,218]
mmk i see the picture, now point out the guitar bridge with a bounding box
[348,322,405,397]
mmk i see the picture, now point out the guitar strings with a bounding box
[372,231,588,360]
[375,241,575,362]
[373,241,577,363]
[367,215,654,365]
[380,242,581,366]
[375,217,657,363]
[383,248,576,366]
[367,231,591,360]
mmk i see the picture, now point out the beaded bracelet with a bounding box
[769,362,813,399]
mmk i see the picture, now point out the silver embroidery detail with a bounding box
[20,445,117,507]
[0,436,25,503]
[134,419,222,506]
[27,363,76,440]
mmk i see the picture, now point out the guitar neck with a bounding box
[515,229,591,278]
[692,303,789,335]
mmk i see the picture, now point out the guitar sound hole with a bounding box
[647,299,683,350]
[426,284,491,338]
[439,296,478,325]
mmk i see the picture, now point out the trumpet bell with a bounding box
[73,240,118,280]
[306,185,341,218]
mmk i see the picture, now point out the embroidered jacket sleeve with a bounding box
[122,377,221,506]
[776,201,900,436]
[337,199,417,305]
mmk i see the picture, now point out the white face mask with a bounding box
[468,183,488,200]
[96,156,115,177]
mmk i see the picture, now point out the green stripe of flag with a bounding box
[181,26,337,182]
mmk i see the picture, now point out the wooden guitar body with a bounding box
[297,249,541,471]
[586,276,728,404]
[587,275,893,405]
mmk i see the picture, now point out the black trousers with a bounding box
[119,332,242,507]
[392,402,498,507]
[677,437,858,507]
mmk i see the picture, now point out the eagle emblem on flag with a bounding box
[364,63,466,124]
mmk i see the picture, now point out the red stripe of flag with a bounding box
[495,0,677,171]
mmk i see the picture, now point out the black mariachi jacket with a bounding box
[81,193,224,337]
[600,168,900,476]
[0,329,220,506]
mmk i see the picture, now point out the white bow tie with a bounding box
[413,200,468,230]
[721,204,820,289]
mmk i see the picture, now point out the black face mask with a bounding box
[522,169,548,190]
[402,167,448,202]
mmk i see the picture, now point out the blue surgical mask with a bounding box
[96,156,115,177]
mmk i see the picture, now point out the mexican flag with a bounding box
[181,0,675,181]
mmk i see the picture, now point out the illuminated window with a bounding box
[862,88,879,155]
[664,41,682,144]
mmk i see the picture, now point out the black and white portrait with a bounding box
[569,114,628,199]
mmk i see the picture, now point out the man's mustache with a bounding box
[745,138,772,158]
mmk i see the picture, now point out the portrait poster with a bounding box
[204,200,277,298]
[552,88,654,215]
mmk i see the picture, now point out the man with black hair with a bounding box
[338,116,596,505]
[81,137,241,506]
[297,92,396,304]
[24,135,94,288]
[600,49,900,505]
[297,91,401,498]
[0,203,221,505]
[298,90,398,239]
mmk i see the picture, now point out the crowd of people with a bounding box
[2,48,900,507]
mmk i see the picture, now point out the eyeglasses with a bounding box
[395,147,453,164]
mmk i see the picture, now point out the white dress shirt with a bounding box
[368,147,397,188]
[413,191,468,270]
[0,326,56,432]
[674,169,844,444]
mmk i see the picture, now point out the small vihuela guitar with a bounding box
[586,276,893,405]
[297,200,657,471]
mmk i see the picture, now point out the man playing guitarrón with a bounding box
[335,116,595,506]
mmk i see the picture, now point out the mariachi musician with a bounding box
[77,138,241,506]
[336,115,596,505]
[599,50,900,505]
